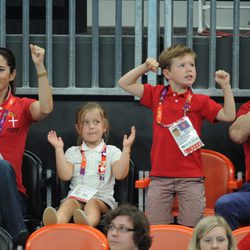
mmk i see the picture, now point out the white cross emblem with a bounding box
[8,116,18,127]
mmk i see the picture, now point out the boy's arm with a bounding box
[112,126,136,180]
[215,70,236,122]
[229,113,250,144]
[119,58,159,97]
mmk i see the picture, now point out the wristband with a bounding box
[37,71,47,78]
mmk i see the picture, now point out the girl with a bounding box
[43,102,135,227]
[188,216,237,250]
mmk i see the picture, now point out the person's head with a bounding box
[104,203,152,250]
[188,215,237,250]
[75,102,109,147]
[0,47,16,95]
[158,44,196,88]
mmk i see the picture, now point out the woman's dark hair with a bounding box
[104,203,152,250]
[0,47,16,94]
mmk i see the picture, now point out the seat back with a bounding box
[25,224,109,250]
[172,149,236,215]
[0,227,13,250]
[201,149,235,209]
[232,226,250,245]
[22,150,45,230]
[149,224,193,250]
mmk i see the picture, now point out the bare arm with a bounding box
[215,70,236,122]
[229,113,250,144]
[47,130,74,181]
[118,58,159,97]
[29,44,53,121]
[112,126,136,180]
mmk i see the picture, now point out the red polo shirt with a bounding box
[0,92,36,194]
[236,101,250,180]
[140,84,222,177]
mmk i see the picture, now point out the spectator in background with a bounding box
[0,44,53,248]
[104,203,152,250]
[215,101,250,230]
[188,215,237,250]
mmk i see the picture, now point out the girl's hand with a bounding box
[215,70,230,89]
[123,126,136,149]
[47,130,64,149]
[30,44,45,66]
[145,58,159,73]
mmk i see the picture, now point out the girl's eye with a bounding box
[93,120,100,125]
[83,121,88,125]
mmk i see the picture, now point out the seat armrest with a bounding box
[135,177,151,189]
[228,179,243,189]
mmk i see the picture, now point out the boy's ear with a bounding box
[162,68,171,80]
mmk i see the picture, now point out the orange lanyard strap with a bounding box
[0,94,16,132]
[156,87,192,128]
[80,145,107,181]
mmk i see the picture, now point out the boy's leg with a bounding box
[215,192,250,230]
[145,177,175,225]
[176,178,205,227]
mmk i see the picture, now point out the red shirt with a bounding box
[0,92,36,194]
[236,101,250,180]
[140,84,222,177]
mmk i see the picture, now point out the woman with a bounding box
[0,44,53,248]
[104,203,152,250]
[188,215,237,250]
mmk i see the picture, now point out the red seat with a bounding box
[149,224,193,250]
[232,226,250,245]
[25,224,109,250]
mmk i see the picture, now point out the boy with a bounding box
[119,44,235,226]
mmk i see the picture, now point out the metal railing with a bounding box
[0,0,249,96]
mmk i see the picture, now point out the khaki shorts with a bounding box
[145,177,205,227]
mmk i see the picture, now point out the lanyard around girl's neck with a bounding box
[156,86,192,128]
[80,144,107,181]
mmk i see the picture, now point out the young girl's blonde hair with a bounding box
[188,215,237,250]
[75,102,109,145]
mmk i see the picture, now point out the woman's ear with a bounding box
[162,68,171,81]
[10,69,16,82]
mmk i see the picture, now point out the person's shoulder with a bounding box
[106,145,121,152]
[65,146,79,153]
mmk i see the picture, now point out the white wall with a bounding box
[86,0,250,29]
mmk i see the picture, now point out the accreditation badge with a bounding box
[69,184,97,203]
[168,116,204,156]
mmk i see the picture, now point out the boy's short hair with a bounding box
[158,44,196,71]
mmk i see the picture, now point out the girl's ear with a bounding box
[10,69,16,82]
[162,68,171,80]
[75,124,80,134]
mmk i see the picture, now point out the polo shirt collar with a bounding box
[81,139,105,152]
[166,85,193,97]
